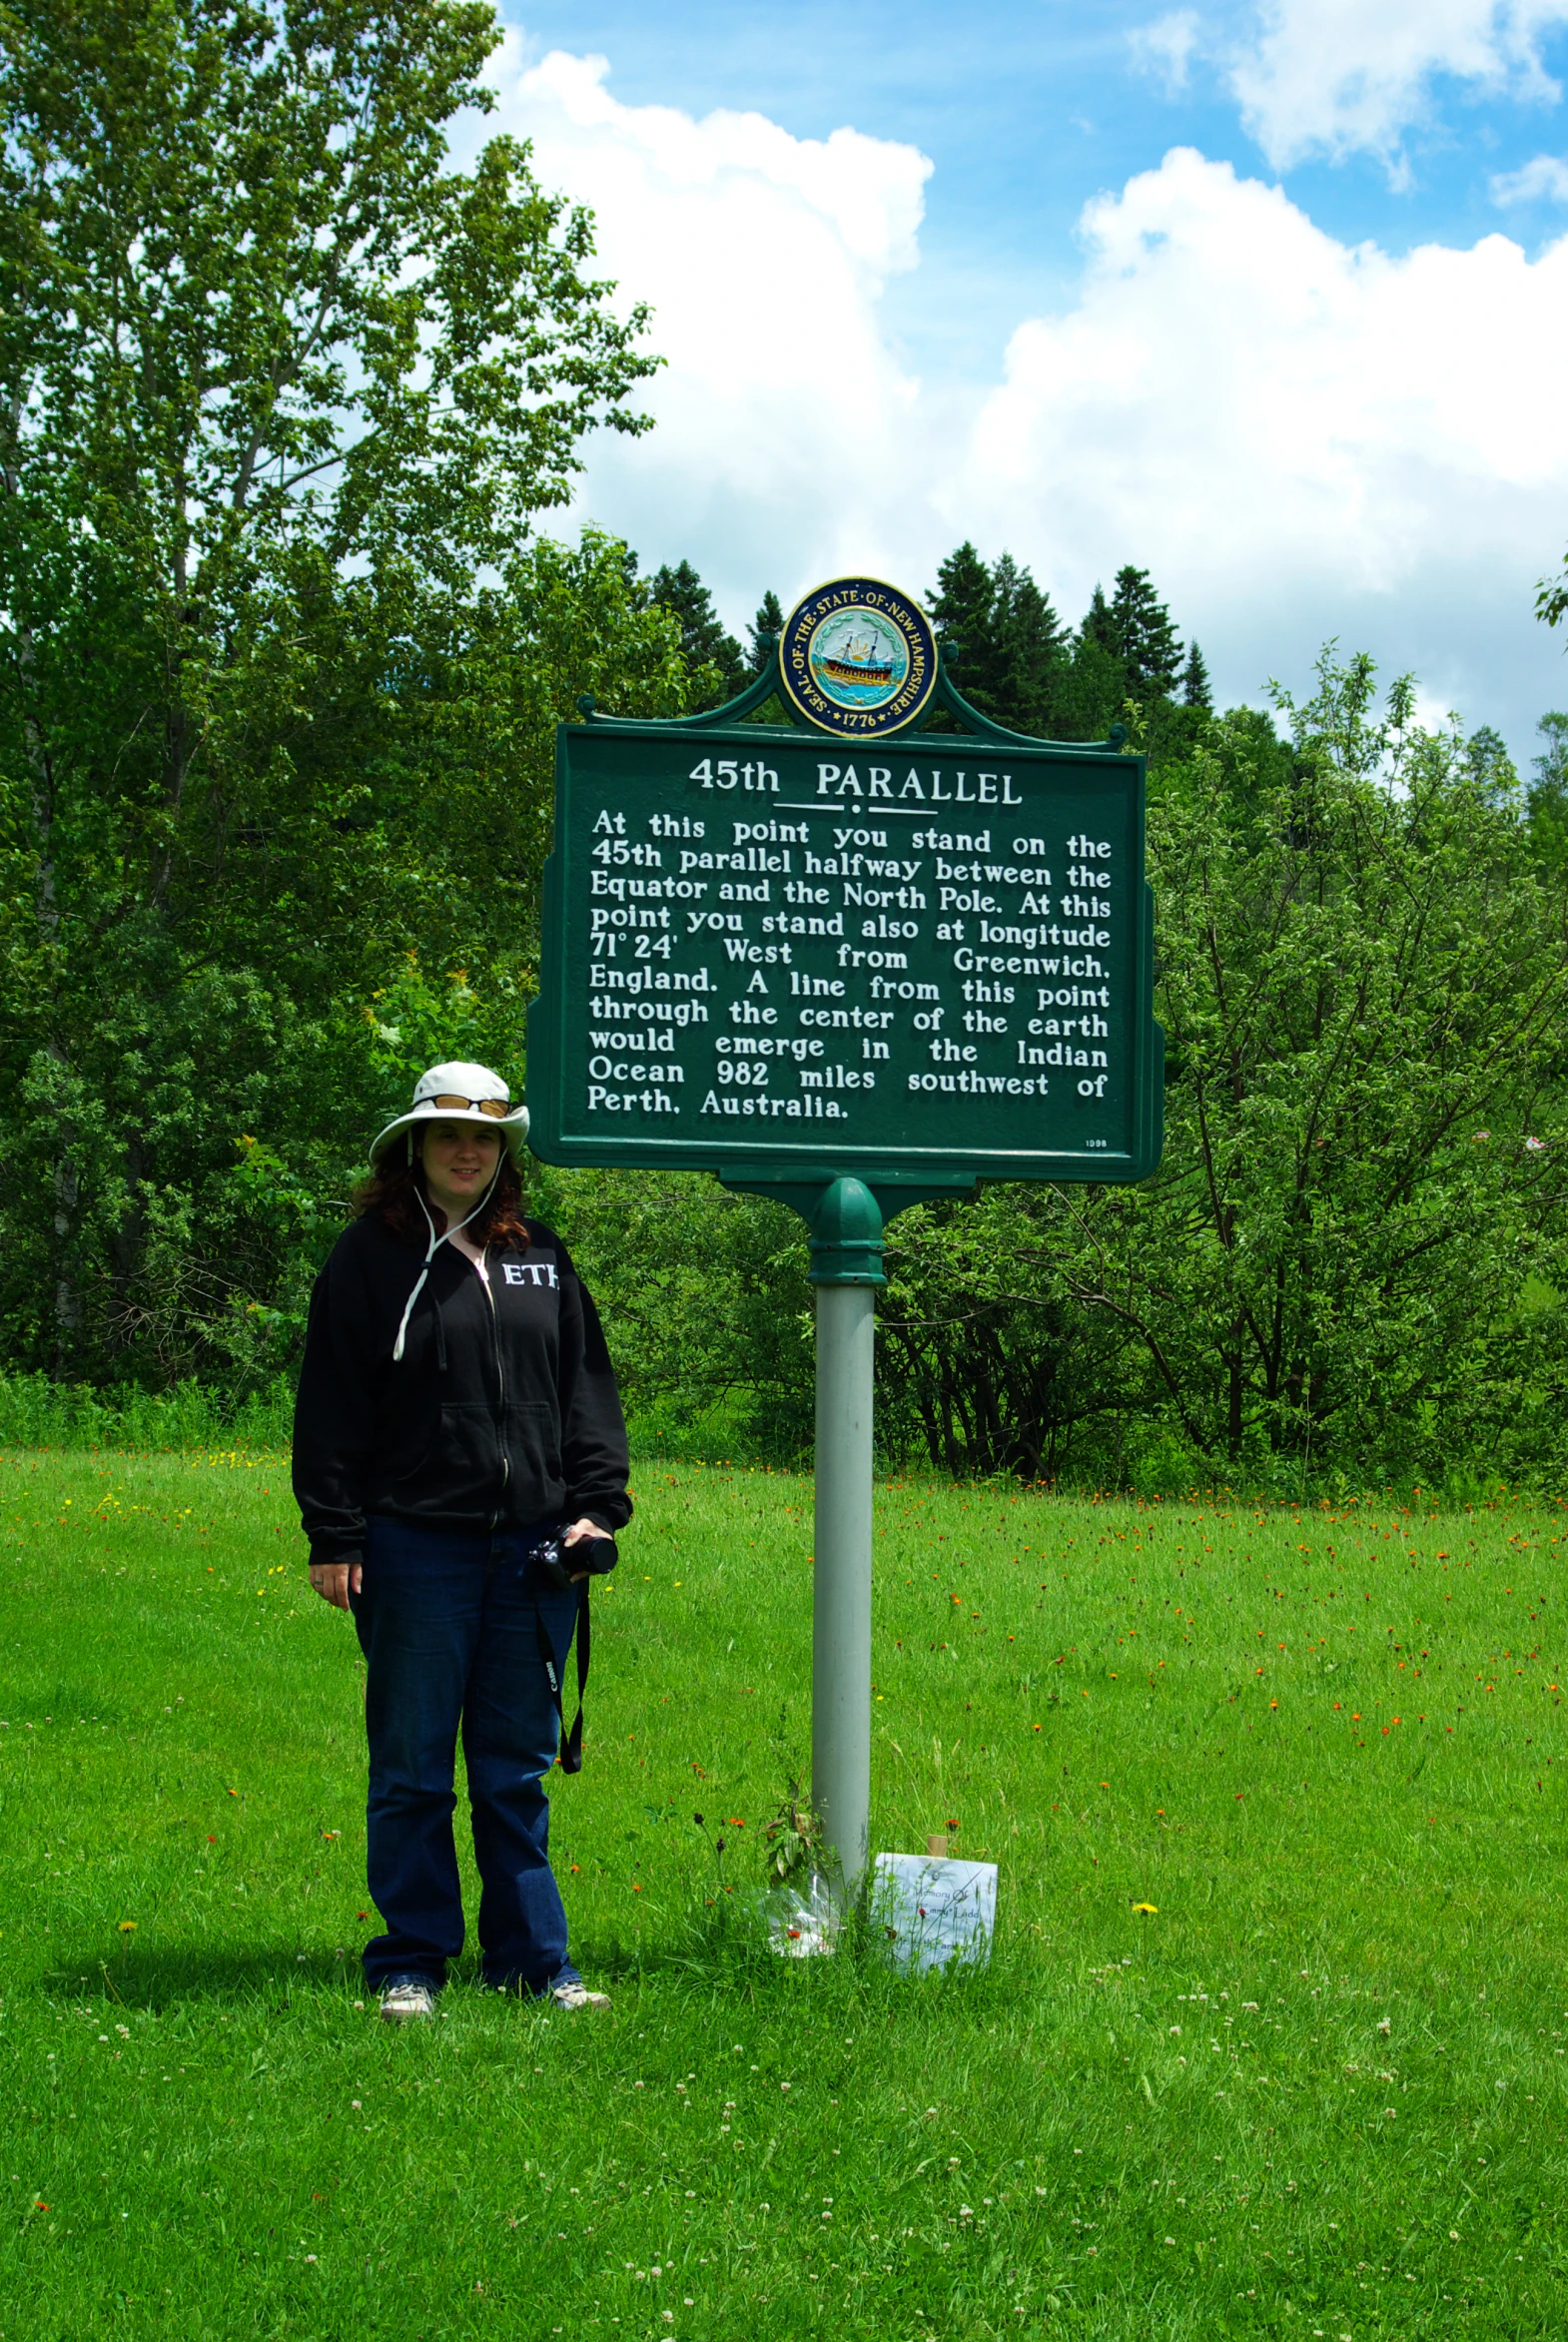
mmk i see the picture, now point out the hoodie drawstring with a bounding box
[391,1162,503,1363]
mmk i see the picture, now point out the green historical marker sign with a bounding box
[526,579,1163,1191]
[525,577,1164,1905]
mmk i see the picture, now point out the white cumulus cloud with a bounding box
[484,39,931,598]
[1227,0,1568,174]
[483,47,1568,753]
[956,149,1568,730]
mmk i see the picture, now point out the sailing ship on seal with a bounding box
[816,626,897,689]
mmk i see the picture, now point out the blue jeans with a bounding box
[352,1515,582,1994]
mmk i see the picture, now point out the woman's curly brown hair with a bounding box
[353,1140,531,1250]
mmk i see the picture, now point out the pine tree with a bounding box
[1081,583,1118,652]
[1110,565,1182,697]
[1056,632,1126,740]
[1042,585,1128,741]
[927,542,1074,730]
[991,554,1067,734]
[748,589,785,671]
[927,541,1003,709]
[646,560,747,708]
[1181,641,1212,712]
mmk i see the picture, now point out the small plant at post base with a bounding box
[762,1773,825,1888]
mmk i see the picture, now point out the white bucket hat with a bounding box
[370,1061,529,1165]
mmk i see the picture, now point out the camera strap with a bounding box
[535,1581,590,1774]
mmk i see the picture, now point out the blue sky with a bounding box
[485,2,1568,760]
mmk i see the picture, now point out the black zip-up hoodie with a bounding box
[292,1214,631,1571]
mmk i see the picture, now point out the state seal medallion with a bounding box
[778,576,939,738]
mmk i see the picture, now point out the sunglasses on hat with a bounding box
[424,1095,510,1118]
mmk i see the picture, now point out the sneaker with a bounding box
[379,1976,437,2023]
[549,1978,611,2013]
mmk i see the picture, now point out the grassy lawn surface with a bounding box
[2,1450,1566,2338]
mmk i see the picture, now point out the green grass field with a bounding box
[2,1450,1567,2339]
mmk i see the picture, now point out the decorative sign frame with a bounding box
[525,590,1164,1197]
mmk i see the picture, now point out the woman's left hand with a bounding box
[561,1516,604,1580]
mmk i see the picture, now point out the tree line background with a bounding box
[6,0,1568,1495]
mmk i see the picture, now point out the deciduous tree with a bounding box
[0,0,664,1379]
[881,655,1568,1483]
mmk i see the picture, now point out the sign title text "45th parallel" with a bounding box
[687,758,1025,805]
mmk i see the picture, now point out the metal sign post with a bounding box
[526,578,1164,1901]
[811,1188,878,1890]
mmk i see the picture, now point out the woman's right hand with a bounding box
[309,1561,363,1611]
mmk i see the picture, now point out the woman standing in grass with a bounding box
[293,1062,630,2023]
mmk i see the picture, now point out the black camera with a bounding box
[531,1532,618,1591]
